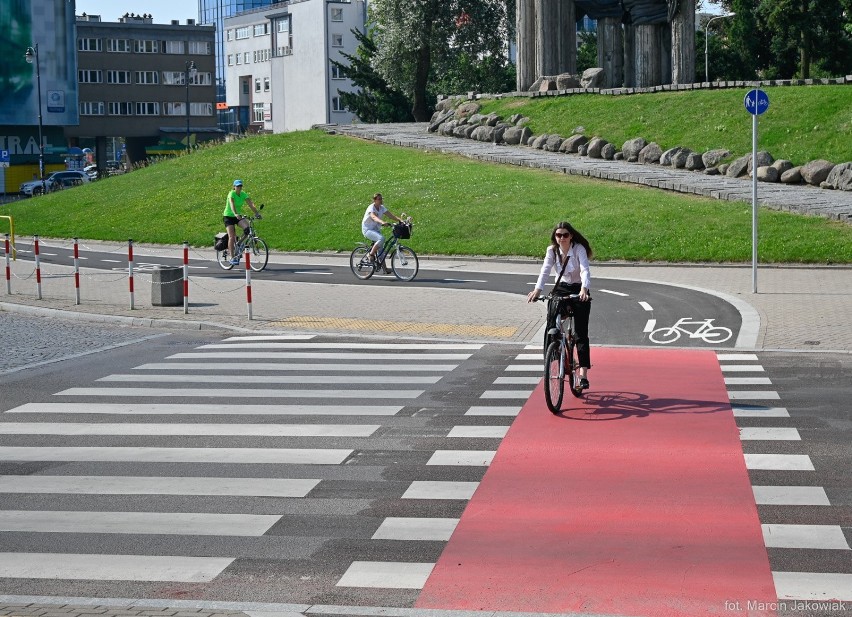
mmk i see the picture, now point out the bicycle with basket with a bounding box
[349,215,418,281]
[214,204,269,272]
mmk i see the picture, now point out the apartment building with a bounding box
[223,0,366,134]
[69,13,219,165]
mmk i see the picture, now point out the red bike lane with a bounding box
[416,347,777,617]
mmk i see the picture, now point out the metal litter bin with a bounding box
[152,266,183,306]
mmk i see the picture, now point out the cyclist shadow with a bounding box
[553,391,730,422]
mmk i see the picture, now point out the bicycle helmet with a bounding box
[233,180,243,187]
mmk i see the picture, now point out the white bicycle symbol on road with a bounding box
[649,318,733,345]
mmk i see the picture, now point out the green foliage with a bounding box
[576,31,597,73]
[4,129,850,264]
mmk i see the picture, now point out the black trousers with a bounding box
[547,283,592,369]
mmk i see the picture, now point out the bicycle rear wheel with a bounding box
[216,249,234,270]
[544,341,565,414]
[391,245,418,281]
[350,246,375,280]
[247,238,269,272]
[567,337,583,398]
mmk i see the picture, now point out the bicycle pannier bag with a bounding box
[214,232,228,251]
[393,222,411,239]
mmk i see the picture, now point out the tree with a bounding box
[369,0,514,121]
[576,31,598,73]
[330,28,413,123]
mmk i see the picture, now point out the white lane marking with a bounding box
[402,481,479,500]
[6,403,402,416]
[717,353,759,361]
[465,406,521,416]
[0,423,379,437]
[336,561,434,589]
[0,447,351,464]
[101,259,122,263]
[638,301,653,311]
[294,271,332,275]
[200,343,482,350]
[223,335,315,341]
[427,450,495,466]
[441,278,488,283]
[725,377,772,385]
[448,426,509,438]
[739,427,801,441]
[720,364,765,372]
[744,454,814,471]
[643,319,656,333]
[493,376,540,385]
[98,374,441,385]
[727,391,781,400]
[55,387,424,399]
[504,365,541,372]
[731,405,789,418]
[762,524,850,550]
[752,486,830,506]
[0,553,233,582]
[480,390,533,399]
[515,353,541,360]
[135,363,458,372]
[598,289,628,296]
[371,518,459,541]
[0,475,319,497]
[169,352,470,360]
[773,572,852,601]
[0,511,281,536]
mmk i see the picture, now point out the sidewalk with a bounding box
[1,241,850,352]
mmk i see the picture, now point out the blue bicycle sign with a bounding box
[744,89,770,116]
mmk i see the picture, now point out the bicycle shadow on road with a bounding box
[552,390,731,422]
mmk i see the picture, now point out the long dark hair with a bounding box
[550,221,593,259]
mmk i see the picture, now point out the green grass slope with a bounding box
[2,128,850,264]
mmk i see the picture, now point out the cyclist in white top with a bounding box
[527,221,593,388]
[361,193,402,273]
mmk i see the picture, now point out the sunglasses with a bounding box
[554,232,571,238]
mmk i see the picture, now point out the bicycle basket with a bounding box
[214,232,228,251]
[393,222,411,239]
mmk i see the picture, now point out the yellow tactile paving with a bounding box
[268,316,518,338]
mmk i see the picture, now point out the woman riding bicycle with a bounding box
[361,193,402,274]
[527,221,593,389]
[223,179,261,265]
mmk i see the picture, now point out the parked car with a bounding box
[106,160,126,175]
[19,170,91,196]
[83,164,99,180]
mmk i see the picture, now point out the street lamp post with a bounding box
[705,13,735,83]
[24,44,45,194]
[185,60,197,153]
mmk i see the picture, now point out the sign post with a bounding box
[743,88,769,293]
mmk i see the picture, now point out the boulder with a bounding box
[427,109,454,132]
[780,167,803,184]
[685,153,705,171]
[621,138,648,162]
[756,166,779,182]
[726,154,751,178]
[556,73,581,89]
[456,102,481,119]
[718,163,729,175]
[543,134,564,152]
[559,134,589,153]
[822,162,852,191]
[638,142,663,164]
[671,148,693,169]
[747,151,774,174]
[485,113,501,127]
[660,147,685,167]
[586,137,609,159]
[468,113,485,125]
[704,167,721,176]
[503,126,531,146]
[530,134,549,149]
[771,159,794,175]
[471,125,495,142]
[435,98,455,112]
[702,148,730,168]
[800,159,835,186]
[601,143,616,160]
[580,67,605,89]
[578,143,589,156]
[508,113,523,125]
[539,79,557,92]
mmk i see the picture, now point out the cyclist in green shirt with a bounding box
[223,180,261,265]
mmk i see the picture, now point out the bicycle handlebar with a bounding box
[534,293,582,302]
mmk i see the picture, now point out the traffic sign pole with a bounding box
[744,89,769,294]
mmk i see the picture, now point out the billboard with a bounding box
[0,0,79,126]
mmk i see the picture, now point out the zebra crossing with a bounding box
[0,334,525,602]
[721,352,852,602]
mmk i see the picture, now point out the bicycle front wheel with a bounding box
[247,238,269,272]
[391,245,418,281]
[544,341,565,414]
[350,246,375,280]
[216,249,234,271]
[567,337,583,398]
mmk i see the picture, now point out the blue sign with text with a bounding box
[744,89,770,116]
[0,149,10,168]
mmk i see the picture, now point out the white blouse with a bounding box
[534,243,591,292]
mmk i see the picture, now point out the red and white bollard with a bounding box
[245,250,252,320]
[4,234,10,295]
[73,237,81,305]
[183,241,189,314]
[128,239,135,309]
[34,235,42,300]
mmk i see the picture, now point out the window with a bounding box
[80,101,104,115]
[331,64,343,79]
[162,71,186,85]
[332,34,343,47]
[263,77,270,91]
[226,29,234,41]
[78,38,102,52]
[255,78,261,93]
[78,70,102,83]
[190,102,213,116]
[135,102,160,115]
[107,39,130,52]
[235,54,241,65]
[242,80,250,95]
[163,102,187,116]
[165,40,185,54]
[227,54,234,66]
[134,40,160,53]
[188,41,211,54]
[190,72,212,86]
[136,71,159,84]
[253,102,265,123]
[277,18,289,33]
[235,26,250,40]
[332,96,345,112]
[331,8,343,21]
[107,70,131,84]
[244,52,251,64]
[254,23,269,36]
[108,102,133,115]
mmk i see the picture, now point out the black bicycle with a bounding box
[216,205,268,272]
[350,216,418,281]
[536,293,587,412]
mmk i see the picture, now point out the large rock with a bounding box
[580,67,605,89]
[601,143,616,160]
[559,134,589,153]
[638,142,663,164]
[622,138,648,162]
[455,102,481,119]
[428,109,453,132]
[822,162,852,191]
[556,73,581,89]
[756,166,779,183]
[539,79,557,92]
[503,126,532,146]
[661,147,687,167]
[702,148,730,168]
[780,167,802,184]
[685,153,705,171]
[800,159,835,186]
[586,137,609,158]
[470,125,495,142]
[435,98,455,112]
[747,151,774,174]
[726,154,751,178]
[485,113,501,127]
[671,148,694,169]
[530,134,549,149]
[543,135,563,152]
[771,159,794,175]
